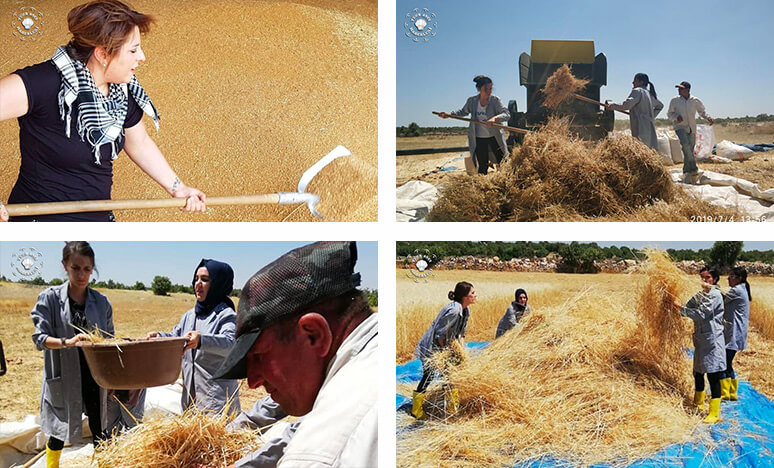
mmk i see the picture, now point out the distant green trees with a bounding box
[151,276,173,296]
[396,122,422,137]
[709,242,744,273]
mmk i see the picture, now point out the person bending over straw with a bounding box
[605,73,663,150]
[438,75,510,175]
[147,259,240,416]
[721,267,751,401]
[0,0,205,222]
[411,281,477,419]
[496,288,531,339]
[672,267,726,423]
[31,242,114,467]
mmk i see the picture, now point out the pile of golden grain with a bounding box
[542,64,590,108]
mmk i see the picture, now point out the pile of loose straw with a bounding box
[95,407,260,467]
[397,251,708,467]
[542,64,590,108]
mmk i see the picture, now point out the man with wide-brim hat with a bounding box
[213,241,378,467]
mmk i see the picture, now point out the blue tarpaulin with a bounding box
[397,342,774,467]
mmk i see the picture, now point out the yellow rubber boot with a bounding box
[410,391,425,419]
[46,446,62,468]
[729,378,739,401]
[703,398,721,423]
[693,390,705,408]
[446,388,460,414]
[720,378,731,400]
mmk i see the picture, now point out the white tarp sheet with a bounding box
[670,169,774,221]
[396,180,439,222]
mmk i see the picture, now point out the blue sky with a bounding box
[0,242,378,290]
[397,0,774,126]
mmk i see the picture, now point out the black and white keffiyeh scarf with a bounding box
[51,45,159,165]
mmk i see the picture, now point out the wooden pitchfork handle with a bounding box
[573,94,629,115]
[432,111,529,134]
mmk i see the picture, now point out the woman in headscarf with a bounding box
[721,266,751,401]
[411,281,476,419]
[672,266,726,423]
[495,288,531,338]
[30,242,113,467]
[606,72,664,150]
[147,259,240,415]
[0,0,205,221]
[438,75,510,174]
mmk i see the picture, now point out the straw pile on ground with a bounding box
[397,252,707,467]
[542,64,589,108]
[95,406,260,468]
[428,118,739,221]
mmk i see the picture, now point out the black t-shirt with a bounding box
[8,60,144,221]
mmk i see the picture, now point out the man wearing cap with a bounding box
[213,241,377,468]
[667,81,714,182]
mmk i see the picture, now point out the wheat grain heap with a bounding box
[397,251,708,467]
[542,64,590,108]
[94,406,260,468]
[428,118,740,222]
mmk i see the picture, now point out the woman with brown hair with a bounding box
[0,0,205,221]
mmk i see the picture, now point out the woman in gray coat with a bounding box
[673,267,726,424]
[147,258,240,416]
[30,242,112,467]
[495,288,531,338]
[721,266,751,401]
[439,75,510,174]
[411,281,476,419]
[606,73,664,149]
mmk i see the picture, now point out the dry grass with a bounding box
[94,405,260,467]
[0,282,266,423]
[0,0,377,222]
[396,254,774,466]
[542,64,590,108]
[428,118,739,222]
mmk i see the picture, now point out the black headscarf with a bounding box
[192,259,236,316]
[513,288,528,310]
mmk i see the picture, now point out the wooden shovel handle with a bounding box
[433,111,529,134]
[6,194,281,217]
[573,94,629,115]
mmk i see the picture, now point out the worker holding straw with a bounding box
[411,281,476,419]
[147,259,240,416]
[211,241,378,467]
[672,266,726,423]
[496,288,531,338]
[605,73,663,149]
[0,0,205,222]
[667,81,714,183]
[30,241,113,467]
[721,266,751,401]
[438,76,510,174]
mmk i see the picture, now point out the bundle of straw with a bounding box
[397,253,706,467]
[542,64,590,108]
[95,407,261,468]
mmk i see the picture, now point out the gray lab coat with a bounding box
[451,94,510,167]
[609,87,663,150]
[156,305,240,415]
[30,282,113,443]
[415,301,470,363]
[495,303,532,338]
[723,284,750,352]
[229,396,300,468]
[680,286,726,374]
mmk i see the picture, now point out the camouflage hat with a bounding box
[212,241,361,380]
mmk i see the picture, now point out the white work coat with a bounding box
[30,282,113,443]
[681,286,727,374]
[415,301,469,363]
[609,87,663,150]
[230,396,300,468]
[277,313,378,467]
[667,95,711,135]
[723,284,750,352]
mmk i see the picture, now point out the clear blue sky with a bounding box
[397,0,774,126]
[0,242,378,290]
